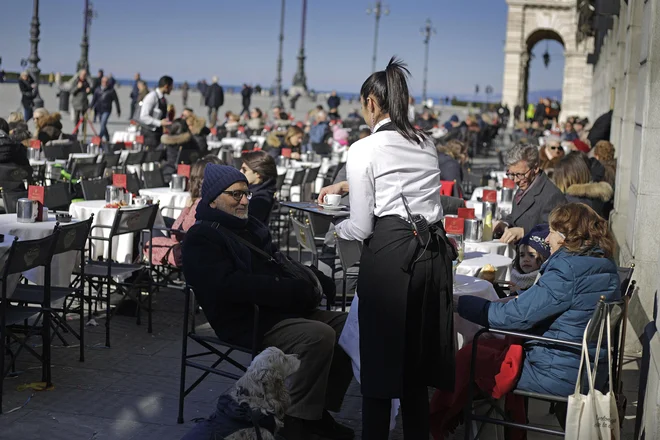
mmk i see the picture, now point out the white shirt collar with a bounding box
[372,117,392,133]
[156,88,164,99]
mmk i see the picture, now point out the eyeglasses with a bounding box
[222,190,252,202]
[550,229,566,240]
[549,146,561,151]
[505,168,534,181]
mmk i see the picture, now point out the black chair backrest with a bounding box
[332,162,346,182]
[111,204,159,237]
[233,157,243,170]
[275,173,286,191]
[303,166,320,184]
[242,141,256,151]
[54,216,93,255]
[0,164,30,182]
[323,165,337,187]
[102,153,120,167]
[2,190,27,214]
[43,140,81,160]
[143,169,165,189]
[81,178,107,200]
[290,169,306,186]
[143,149,164,163]
[175,148,201,165]
[4,233,59,278]
[617,265,635,295]
[72,162,105,180]
[44,183,72,210]
[126,172,142,194]
[125,151,145,165]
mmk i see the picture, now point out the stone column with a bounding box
[610,11,627,150]
[501,4,524,126]
[562,51,591,118]
[610,0,643,253]
[621,0,660,353]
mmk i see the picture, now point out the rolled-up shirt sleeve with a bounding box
[335,144,375,241]
[139,92,161,127]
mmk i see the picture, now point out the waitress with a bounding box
[318,57,455,439]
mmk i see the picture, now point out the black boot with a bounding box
[305,411,354,440]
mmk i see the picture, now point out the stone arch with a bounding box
[501,0,594,124]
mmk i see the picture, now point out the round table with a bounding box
[138,187,191,219]
[69,201,165,263]
[457,251,512,281]
[0,215,77,287]
[464,240,515,259]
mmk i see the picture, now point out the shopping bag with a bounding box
[565,310,620,440]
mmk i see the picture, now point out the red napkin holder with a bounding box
[91,136,101,146]
[503,178,516,189]
[177,164,191,178]
[135,135,145,144]
[483,189,498,203]
[457,208,476,219]
[124,141,133,149]
[444,217,465,235]
[29,139,41,149]
[113,174,127,190]
[281,148,292,158]
[28,185,45,221]
[210,127,218,136]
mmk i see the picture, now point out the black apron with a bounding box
[357,123,456,399]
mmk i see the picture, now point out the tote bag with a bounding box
[565,310,620,440]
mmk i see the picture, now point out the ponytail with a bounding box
[360,56,427,144]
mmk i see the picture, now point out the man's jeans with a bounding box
[99,111,111,141]
[23,106,33,122]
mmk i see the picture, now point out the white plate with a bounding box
[319,204,347,210]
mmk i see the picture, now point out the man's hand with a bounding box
[500,227,524,244]
[160,118,171,126]
[317,181,349,204]
[291,152,301,160]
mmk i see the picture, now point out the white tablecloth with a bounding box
[457,251,512,281]
[0,234,20,298]
[111,130,137,144]
[69,201,165,263]
[464,240,515,259]
[0,215,78,287]
[138,188,191,218]
[338,274,500,430]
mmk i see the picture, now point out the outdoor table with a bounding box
[456,251,512,281]
[279,201,350,218]
[0,215,78,287]
[465,200,513,220]
[69,200,165,263]
[464,240,515,259]
[138,187,191,218]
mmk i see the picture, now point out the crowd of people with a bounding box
[0,60,625,439]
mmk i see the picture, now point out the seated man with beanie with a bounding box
[182,164,354,440]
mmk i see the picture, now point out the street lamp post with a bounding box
[76,0,95,73]
[420,19,436,104]
[291,0,308,93]
[366,2,389,73]
[28,0,44,108]
[275,0,285,107]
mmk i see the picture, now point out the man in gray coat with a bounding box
[495,144,567,244]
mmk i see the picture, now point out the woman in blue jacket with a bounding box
[458,203,620,399]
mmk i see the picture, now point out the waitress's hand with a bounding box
[317,181,349,204]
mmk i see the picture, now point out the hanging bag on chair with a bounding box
[565,308,620,440]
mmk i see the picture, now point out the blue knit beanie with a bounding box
[201,164,248,205]
[519,224,551,261]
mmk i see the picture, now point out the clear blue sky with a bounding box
[0,0,565,97]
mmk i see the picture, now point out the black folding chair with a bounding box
[143,149,164,164]
[126,172,142,195]
[124,151,145,166]
[44,182,72,211]
[175,147,201,166]
[242,141,256,151]
[43,140,80,161]
[464,298,627,439]
[81,178,108,200]
[0,164,31,186]
[178,285,259,424]
[12,217,93,363]
[0,232,60,414]
[67,155,97,173]
[2,190,27,214]
[102,153,120,168]
[71,162,105,180]
[76,204,158,347]
[142,169,166,189]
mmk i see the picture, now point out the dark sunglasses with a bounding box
[222,190,252,202]
[549,146,562,151]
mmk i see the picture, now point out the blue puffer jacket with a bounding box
[458,247,620,396]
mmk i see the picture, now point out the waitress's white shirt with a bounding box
[335,118,443,241]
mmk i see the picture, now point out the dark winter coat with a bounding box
[327,95,340,110]
[248,178,276,225]
[71,79,91,111]
[158,132,200,178]
[437,152,462,185]
[182,206,320,348]
[565,181,614,220]
[19,79,36,108]
[0,131,32,191]
[91,87,121,115]
[503,171,567,235]
[205,83,225,109]
[458,247,620,396]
